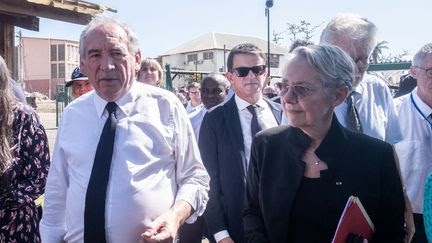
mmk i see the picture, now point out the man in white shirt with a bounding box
[319,13,402,144]
[40,16,209,243]
[199,43,282,243]
[186,82,203,114]
[189,73,230,142]
[394,43,432,243]
[179,73,230,243]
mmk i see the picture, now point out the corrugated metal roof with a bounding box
[160,32,288,56]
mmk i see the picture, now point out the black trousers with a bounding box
[178,216,205,243]
[412,213,427,243]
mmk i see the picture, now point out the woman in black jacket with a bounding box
[243,45,406,243]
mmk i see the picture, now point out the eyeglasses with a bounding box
[232,65,266,77]
[280,82,314,100]
[415,66,432,78]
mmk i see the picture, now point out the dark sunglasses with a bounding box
[232,65,266,77]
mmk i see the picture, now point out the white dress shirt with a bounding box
[188,106,207,142]
[186,101,203,114]
[40,81,210,243]
[335,74,403,144]
[214,95,278,242]
[394,88,432,214]
[235,95,278,165]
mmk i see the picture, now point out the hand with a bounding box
[403,195,415,243]
[218,237,235,243]
[140,211,180,243]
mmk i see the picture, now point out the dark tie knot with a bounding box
[106,102,117,115]
[247,105,258,115]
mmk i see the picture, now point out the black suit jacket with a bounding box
[243,116,406,243]
[199,96,282,243]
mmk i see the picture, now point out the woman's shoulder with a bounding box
[12,102,41,128]
[342,128,393,161]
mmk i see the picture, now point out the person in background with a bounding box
[137,58,164,87]
[319,13,402,144]
[177,86,188,107]
[186,82,202,113]
[199,43,282,243]
[65,67,93,99]
[288,39,314,53]
[40,16,209,243]
[394,73,417,98]
[179,73,230,243]
[262,85,277,100]
[0,55,50,242]
[394,43,432,243]
[243,44,406,243]
[189,74,230,142]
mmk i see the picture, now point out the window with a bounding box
[51,63,58,78]
[58,44,65,61]
[203,52,214,60]
[58,63,65,79]
[51,45,57,61]
[187,54,197,63]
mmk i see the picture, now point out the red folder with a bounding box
[332,196,375,243]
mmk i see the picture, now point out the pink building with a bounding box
[20,36,80,99]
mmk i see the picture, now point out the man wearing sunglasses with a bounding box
[199,43,282,243]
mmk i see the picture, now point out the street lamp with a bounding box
[265,0,273,80]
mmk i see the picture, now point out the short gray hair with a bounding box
[79,16,140,57]
[202,73,230,90]
[285,44,356,93]
[320,13,377,48]
[412,43,432,66]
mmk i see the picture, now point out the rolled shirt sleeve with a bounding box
[172,99,210,223]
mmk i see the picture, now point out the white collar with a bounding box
[234,95,267,111]
[412,88,432,119]
[93,80,139,118]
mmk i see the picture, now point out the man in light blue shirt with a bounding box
[394,43,432,243]
[320,13,402,144]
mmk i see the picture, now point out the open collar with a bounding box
[93,81,139,118]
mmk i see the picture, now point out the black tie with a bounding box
[84,102,118,243]
[346,93,363,133]
[247,105,262,137]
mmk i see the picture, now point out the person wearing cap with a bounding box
[66,67,93,98]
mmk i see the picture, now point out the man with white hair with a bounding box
[320,14,402,144]
[40,16,209,243]
[394,43,432,243]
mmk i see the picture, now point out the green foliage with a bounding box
[273,20,323,47]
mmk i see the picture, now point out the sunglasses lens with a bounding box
[251,65,265,75]
[234,65,266,77]
[234,67,249,77]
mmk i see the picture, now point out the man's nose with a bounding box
[101,55,115,71]
[245,69,256,78]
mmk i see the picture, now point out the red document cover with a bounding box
[332,196,375,243]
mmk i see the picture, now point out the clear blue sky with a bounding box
[19,0,430,59]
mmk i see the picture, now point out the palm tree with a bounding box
[371,41,389,63]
